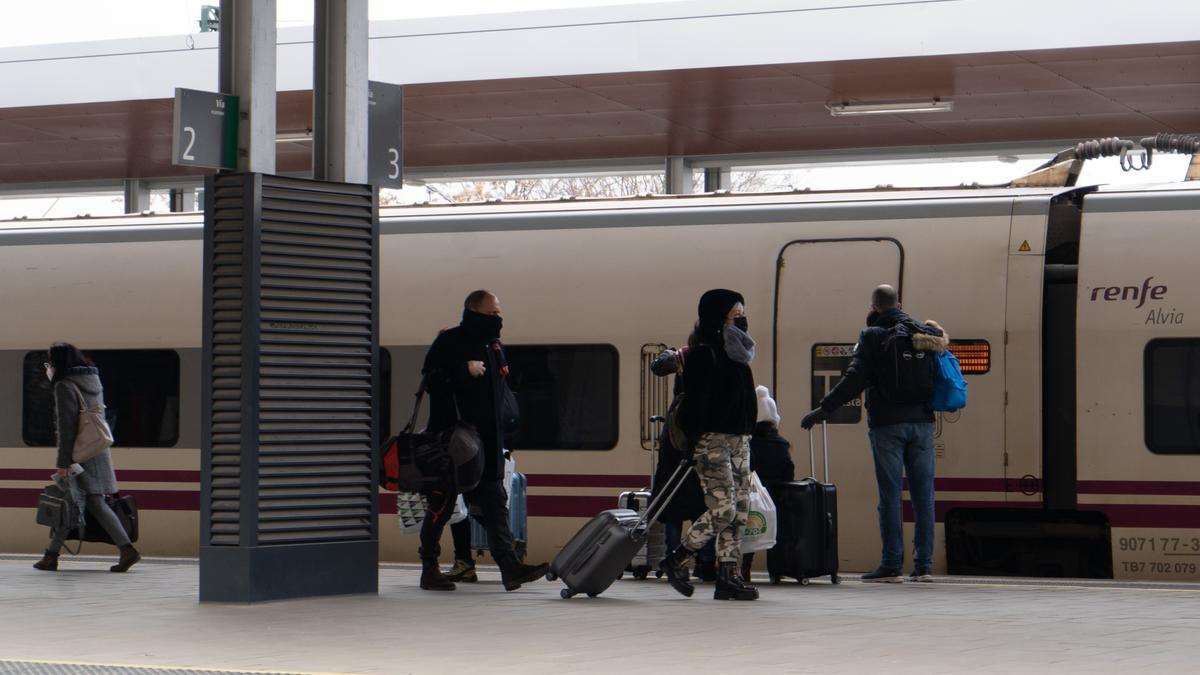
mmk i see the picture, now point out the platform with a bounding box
[2,555,1199,674]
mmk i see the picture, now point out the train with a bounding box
[2,178,1198,580]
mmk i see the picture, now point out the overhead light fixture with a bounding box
[826,99,954,117]
[276,130,313,144]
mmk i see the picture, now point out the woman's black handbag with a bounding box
[70,494,139,545]
[379,384,483,494]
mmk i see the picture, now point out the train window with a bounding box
[505,344,618,450]
[1144,339,1200,455]
[22,350,180,448]
[948,340,991,375]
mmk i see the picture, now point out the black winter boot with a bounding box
[498,558,550,591]
[658,546,695,598]
[110,545,141,573]
[33,550,58,571]
[714,562,759,601]
[419,560,456,591]
[693,559,717,582]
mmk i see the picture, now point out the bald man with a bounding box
[801,284,947,584]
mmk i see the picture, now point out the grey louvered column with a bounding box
[200,173,380,602]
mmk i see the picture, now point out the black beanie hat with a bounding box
[697,288,744,333]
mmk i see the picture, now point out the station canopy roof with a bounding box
[1,0,1198,187]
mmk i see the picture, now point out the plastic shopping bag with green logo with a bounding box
[740,472,777,553]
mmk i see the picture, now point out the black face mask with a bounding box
[733,316,749,333]
[462,309,502,340]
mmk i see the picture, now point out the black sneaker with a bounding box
[861,567,904,583]
[909,568,933,582]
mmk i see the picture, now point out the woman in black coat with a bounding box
[658,289,759,601]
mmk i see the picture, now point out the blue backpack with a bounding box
[931,349,967,412]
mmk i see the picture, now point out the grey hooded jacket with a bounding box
[54,366,119,494]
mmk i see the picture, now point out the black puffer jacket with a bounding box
[750,423,795,486]
[818,308,944,428]
[650,347,705,523]
[679,344,756,442]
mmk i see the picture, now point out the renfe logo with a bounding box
[1090,276,1166,309]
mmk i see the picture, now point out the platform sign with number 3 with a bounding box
[172,88,238,170]
[368,81,403,189]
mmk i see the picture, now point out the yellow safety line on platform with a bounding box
[0,658,355,675]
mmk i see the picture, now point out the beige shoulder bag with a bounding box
[65,381,114,462]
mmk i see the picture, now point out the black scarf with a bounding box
[461,309,502,341]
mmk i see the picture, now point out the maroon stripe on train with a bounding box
[0,484,1196,529]
[0,469,201,483]
[0,487,199,510]
[1078,480,1200,496]
[902,499,1040,523]
[526,474,649,488]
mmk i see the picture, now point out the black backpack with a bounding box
[877,322,936,404]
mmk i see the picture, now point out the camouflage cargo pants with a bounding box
[682,432,751,563]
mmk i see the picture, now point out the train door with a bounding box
[773,238,902,571]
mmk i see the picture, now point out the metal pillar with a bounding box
[313,0,369,184]
[123,179,150,213]
[703,167,731,192]
[169,188,197,212]
[218,0,276,174]
[665,156,693,194]
[201,0,379,603]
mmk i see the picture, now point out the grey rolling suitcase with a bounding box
[617,490,666,580]
[548,458,693,599]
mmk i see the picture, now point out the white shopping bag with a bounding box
[740,472,778,553]
[396,492,467,535]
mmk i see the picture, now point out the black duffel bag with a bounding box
[69,493,139,545]
[380,383,483,494]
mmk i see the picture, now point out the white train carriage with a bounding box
[1,181,1197,579]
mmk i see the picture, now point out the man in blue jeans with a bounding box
[800,284,946,583]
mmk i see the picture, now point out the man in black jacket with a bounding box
[417,290,549,592]
[800,284,943,583]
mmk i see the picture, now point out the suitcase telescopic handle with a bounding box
[635,458,694,533]
[807,421,830,483]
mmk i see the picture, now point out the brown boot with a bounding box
[33,551,58,571]
[419,560,456,591]
[110,544,141,573]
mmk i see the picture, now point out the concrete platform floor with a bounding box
[2,555,1199,674]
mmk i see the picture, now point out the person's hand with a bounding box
[467,361,487,378]
[54,468,68,478]
[800,407,827,430]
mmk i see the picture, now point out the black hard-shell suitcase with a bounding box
[548,457,693,599]
[767,422,840,585]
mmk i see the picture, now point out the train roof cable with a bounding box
[1010,133,1200,188]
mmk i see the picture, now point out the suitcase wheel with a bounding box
[633,569,649,581]
[545,571,558,582]
[831,574,841,584]
[587,592,599,598]
[770,575,781,585]
[617,572,624,580]
[561,588,575,599]
[655,570,663,579]
[800,577,810,586]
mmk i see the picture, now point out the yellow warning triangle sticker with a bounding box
[1018,240,1032,252]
